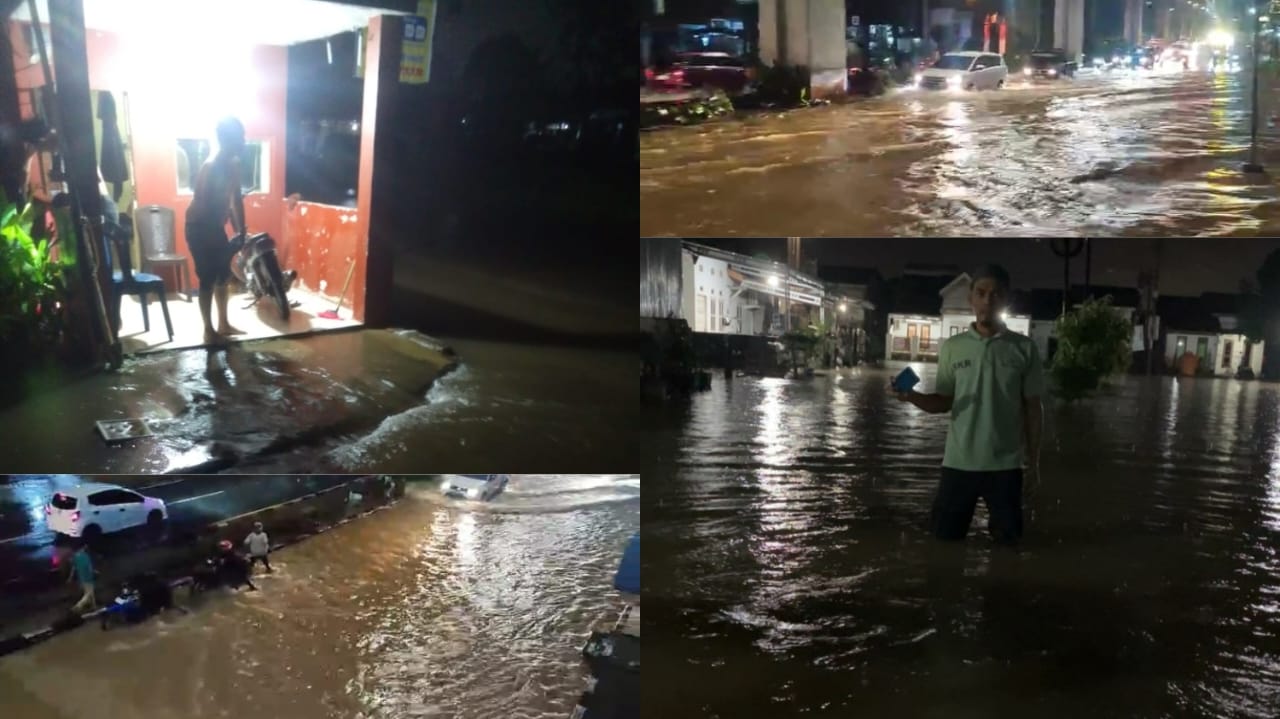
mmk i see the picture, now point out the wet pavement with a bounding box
[640,68,1280,237]
[0,475,640,719]
[0,330,632,474]
[0,475,356,593]
[641,366,1280,718]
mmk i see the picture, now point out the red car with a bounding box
[646,52,754,95]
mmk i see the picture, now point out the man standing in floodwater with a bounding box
[894,264,1044,545]
[185,116,248,346]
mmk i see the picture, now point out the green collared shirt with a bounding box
[935,325,1044,471]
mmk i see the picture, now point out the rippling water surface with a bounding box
[641,70,1280,237]
[0,475,640,719]
[642,366,1280,718]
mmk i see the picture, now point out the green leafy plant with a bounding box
[781,326,821,374]
[0,192,71,358]
[1051,297,1132,401]
[752,62,812,108]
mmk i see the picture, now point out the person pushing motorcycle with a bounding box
[186,116,248,346]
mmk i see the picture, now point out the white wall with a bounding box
[1215,334,1265,377]
[887,314,943,359]
[1030,320,1054,361]
[690,255,733,333]
[1164,331,1217,373]
[681,250,696,330]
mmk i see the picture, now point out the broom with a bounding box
[318,259,355,320]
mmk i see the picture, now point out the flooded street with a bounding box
[641,366,1280,718]
[640,70,1280,237]
[0,475,640,719]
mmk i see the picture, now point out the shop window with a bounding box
[176,139,269,195]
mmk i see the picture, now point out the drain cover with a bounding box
[96,419,152,443]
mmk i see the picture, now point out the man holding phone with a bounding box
[893,264,1044,545]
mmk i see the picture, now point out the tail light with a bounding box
[645,68,654,81]
[671,69,685,84]
[71,511,80,522]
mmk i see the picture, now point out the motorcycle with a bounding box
[189,552,255,596]
[233,232,297,321]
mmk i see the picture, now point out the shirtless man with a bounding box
[186,117,248,345]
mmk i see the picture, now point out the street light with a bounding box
[767,275,780,287]
[838,303,847,312]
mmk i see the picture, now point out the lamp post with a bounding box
[1244,2,1266,173]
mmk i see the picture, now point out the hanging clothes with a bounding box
[97,91,129,200]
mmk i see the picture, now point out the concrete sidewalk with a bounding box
[0,329,458,475]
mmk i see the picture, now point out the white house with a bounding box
[681,242,826,336]
[1163,332,1263,377]
[887,273,1030,361]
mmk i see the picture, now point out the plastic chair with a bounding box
[104,214,173,341]
[136,205,189,301]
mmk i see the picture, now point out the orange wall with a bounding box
[282,201,365,318]
[10,21,367,323]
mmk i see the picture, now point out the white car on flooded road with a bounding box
[915,51,1008,91]
[45,482,168,540]
[441,475,510,502]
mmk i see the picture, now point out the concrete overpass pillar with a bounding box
[1053,0,1085,60]
[758,0,847,100]
[1123,0,1145,45]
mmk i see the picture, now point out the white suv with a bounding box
[440,475,510,502]
[45,483,168,540]
[917,51,1008,91]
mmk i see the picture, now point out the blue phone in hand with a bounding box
[892,367,920,394]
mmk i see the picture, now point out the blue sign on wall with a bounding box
[404,15,427,42]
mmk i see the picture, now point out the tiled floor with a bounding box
[114,286,360,354]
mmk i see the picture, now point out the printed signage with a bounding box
[400,0,437,84]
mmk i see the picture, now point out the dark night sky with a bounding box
[693,238,1280,297]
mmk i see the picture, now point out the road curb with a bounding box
[0,491,400,660]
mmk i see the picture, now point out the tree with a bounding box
[1051,297,1132,401]
[1241,248,1280,378]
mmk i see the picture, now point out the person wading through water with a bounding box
[893,264,1044,546]
[185,116,249,346]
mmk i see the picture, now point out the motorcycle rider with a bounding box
[186,117,248,346]
[214,539,257,591]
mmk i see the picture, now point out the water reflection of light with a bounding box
[455,511,477,570]
[755,378,792,467]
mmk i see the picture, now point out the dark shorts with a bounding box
[930,467,1023,545]
[186,221,233,287]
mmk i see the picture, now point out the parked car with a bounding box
[676,52,754,94]
[46,483,168,541]
[915,51,1008,91]
[440,475,511,502]
[646,52,754,95]
[1023,49,1076,80]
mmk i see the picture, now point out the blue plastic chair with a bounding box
[104,214,173,341]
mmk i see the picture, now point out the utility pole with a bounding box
[1050,238,1085,316]
[1245,1,1266,173]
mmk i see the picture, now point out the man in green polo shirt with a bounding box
[894,264,1044,545]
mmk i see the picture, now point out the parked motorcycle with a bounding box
[234,232,297,321]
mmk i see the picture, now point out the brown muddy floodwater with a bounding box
[641,365,1280,718]
[0,475,640,719]
[641,69,1280,237]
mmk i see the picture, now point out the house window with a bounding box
[1175,336,1186,356]
[1196,337,1209,362]
[1222,340,1233,369]
[176,138,269,195]
[950,326,961,336]
[695,294,708,332]
[907,324,918,339]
